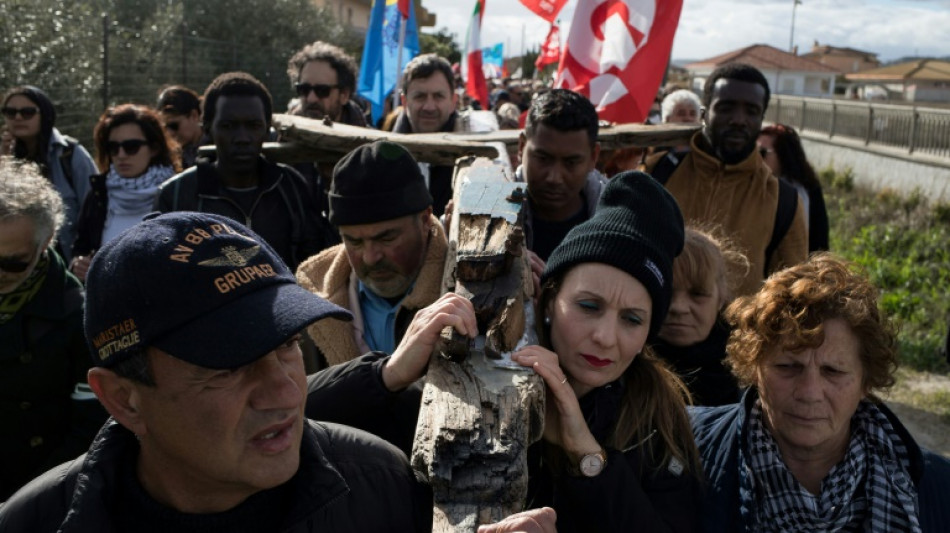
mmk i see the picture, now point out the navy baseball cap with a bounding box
[84,212,351,369]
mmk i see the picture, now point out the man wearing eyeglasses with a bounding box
[284,42,369,225]
[286,41,368,127]
[0,159,107,500]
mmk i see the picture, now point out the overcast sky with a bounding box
[421,0,950,63]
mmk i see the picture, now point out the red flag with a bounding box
[535,24,560,71]
[397,0,410,18]
[463,0,490,110]
[518,0,568,23]
[556,0,683,124]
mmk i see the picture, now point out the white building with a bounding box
[685,44,839,98]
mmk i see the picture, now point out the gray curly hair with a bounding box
[0,157,65,247]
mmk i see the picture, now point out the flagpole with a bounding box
[394,0,410,111]
[789,0,801,53]
[521,23,526,80]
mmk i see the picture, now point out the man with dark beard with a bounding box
[286,41,367,127]
[642,63,806,296]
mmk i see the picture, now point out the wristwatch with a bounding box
[577,449,607,477]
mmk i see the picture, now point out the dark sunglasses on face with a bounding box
[107,139,149,157]
[0,248,38,274]
[1,106,40,120]
[295,83,338,98]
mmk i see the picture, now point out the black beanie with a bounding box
[329,140,433,226]
[542,170,685,340]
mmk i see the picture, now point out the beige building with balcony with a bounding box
[311,0,435,35]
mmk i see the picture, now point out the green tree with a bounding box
[420,27,461,64]
[1,0,351,146]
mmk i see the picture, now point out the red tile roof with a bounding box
[686,44,839,73]
[803,44,878,60]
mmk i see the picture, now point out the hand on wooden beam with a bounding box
[476,507,558,533]
[382,293,478,392]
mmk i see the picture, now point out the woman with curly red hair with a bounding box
[690,254,950,532]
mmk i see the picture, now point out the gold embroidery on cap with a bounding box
[92,318,141,360]
[198,245,261,267]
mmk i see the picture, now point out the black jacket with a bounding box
[526,381,701,533]
[0,251,107,500]
[154,157,335,270]
[653,321,741,407]
[803,179,830,252]
[305,352,423,458]
[392,110,457,217]
[0,419,432,532]
[70,172,107,258]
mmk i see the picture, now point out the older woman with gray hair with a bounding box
[690,254,950,532]
[0,158,106,500]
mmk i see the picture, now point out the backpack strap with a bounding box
[58,136,78,191]
[649,150,685,185]
[764,179,799,276]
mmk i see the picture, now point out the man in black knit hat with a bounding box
[296,140,447,373]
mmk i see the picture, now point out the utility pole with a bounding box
[789,0,802,53]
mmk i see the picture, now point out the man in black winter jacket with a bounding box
[0,212,433,532]
[155,72,334,271]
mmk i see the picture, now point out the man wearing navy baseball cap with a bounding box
[0,212,435,532]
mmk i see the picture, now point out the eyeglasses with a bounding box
[1,106,40,120]
[107,139,149,157]
[0,247,39,273]
[163,121,180,132]
[295,83,338,98]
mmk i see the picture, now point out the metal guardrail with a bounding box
[765,95,950,160]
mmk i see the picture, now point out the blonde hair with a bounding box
[674,226,750,309]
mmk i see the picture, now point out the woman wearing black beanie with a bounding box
[512,170,701,533]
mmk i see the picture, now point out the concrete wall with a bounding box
[799,131,950,202]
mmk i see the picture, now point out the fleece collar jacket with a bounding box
[295,215,447,366]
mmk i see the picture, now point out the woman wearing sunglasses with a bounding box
[69,104,180,281]
[1,86,99,263]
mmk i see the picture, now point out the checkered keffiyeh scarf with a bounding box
[743,399,921,532]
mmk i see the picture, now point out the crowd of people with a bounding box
[2,37,949,532]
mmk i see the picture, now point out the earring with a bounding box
[543,316,551,326]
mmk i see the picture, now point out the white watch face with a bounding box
[580,453,604,477]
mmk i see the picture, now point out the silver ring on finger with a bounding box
[559,376,568,384]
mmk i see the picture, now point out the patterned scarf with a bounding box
[0,251,49,324]
[744,399,921,532]
[105,164,174,216]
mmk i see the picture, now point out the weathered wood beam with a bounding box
[273,114,500,165]
[195,114,701,165]
[412,157,544,532]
